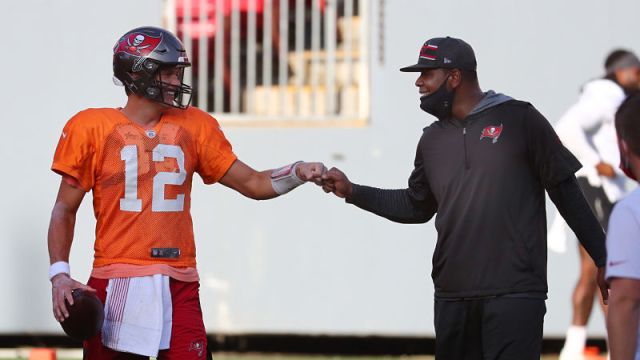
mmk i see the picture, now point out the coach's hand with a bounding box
[321,167,353,199]
[597,266,609,305]
[51,274,96,322]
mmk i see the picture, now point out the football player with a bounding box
[48,26,326,359]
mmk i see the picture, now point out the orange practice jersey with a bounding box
[52,107,237,268]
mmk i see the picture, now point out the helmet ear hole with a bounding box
[146,87,159,97]
[143,60,158,73]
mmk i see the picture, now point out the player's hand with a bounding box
[597,266,609,305]
[321,167,353,199]
[51,274,96,322]
[596,162,616,178]
[296,162,327,185]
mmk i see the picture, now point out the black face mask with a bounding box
[420,75,454,120]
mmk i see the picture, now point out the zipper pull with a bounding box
[463,127,466,135]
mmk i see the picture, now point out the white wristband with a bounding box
[271,161,305,195]
[49,261,70,280]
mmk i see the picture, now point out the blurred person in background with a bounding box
[554,49,640,360]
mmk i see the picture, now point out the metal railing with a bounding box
[164,0,369,126]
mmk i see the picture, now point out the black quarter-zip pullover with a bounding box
[347,92,606,299]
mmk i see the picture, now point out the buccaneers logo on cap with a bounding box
[420,43,438,61]
[480,124,503,144]
[114,33,162,58]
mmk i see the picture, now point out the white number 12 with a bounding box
[120,144,186,212]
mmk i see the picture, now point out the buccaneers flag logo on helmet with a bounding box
[114,33,162,62]
[480,124,504,144]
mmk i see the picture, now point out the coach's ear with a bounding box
[448,68,463,89]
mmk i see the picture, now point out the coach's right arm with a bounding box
[322,146,437,224]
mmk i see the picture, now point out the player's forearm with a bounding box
[256,169,280,200]
[236,169,279,200]
[607,295,640,360]
[221,160,313,200]
[347,184,436,224]
[47,204,77,263]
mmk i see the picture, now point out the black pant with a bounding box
[576,176,614,231]
[434,297,546,360]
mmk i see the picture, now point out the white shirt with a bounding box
[555,78,628,202]
[606,187,640,360]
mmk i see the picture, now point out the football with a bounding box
[60,289,104,342]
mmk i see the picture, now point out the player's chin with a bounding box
[159,90,177,104]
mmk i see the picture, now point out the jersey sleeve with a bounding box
[51,111,97,191]
[525,104,582,188]
[196,114,237,184]
[606,200,640,281]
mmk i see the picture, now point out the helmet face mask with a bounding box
[113,27,192,109]
[155,66,191,109]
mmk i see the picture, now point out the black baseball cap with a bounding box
[400,36,477,72]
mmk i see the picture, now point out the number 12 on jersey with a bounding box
[120,144,187,212]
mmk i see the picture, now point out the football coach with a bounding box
[321,36,608,360]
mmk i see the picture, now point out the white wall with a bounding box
[2,0,639,338]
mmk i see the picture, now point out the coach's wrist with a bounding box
[344,183,358,203]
